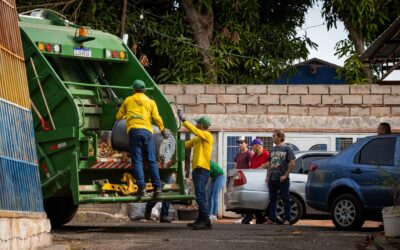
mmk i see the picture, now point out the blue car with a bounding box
[306,134,400,230]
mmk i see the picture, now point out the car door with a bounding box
[348,136,397,208]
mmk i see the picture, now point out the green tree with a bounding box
[321,0,400,84]
[17,0,316,84]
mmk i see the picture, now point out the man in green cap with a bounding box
[116,79,170,198]
[177,109,213,230]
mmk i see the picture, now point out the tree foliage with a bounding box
[17,0,316,84]
[321,0,400,84]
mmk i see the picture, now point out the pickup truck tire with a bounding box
[331,194,365,230]
[44,196,79,227]
[274,194,304,225]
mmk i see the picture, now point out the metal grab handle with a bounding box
[30,57,56,130]
[30,100,51,131]
[351,168,363,174]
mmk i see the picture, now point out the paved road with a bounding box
[52,220,382,250]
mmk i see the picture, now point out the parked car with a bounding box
[306,134,400,230]
[224,151,336,224]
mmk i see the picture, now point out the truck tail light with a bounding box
[38,42,45,51]
[37,42,61,53]
[233,170,247,187]
[111,51,118,58]
[45,43,53,52]
[309,163,318,172]
[53,44,61,53]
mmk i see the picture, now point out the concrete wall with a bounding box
[0,211,51,249]
[161,84,400,132]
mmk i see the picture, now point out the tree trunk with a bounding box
[181,0,216,82]
[343,18,374,84]
[120,0,127,38]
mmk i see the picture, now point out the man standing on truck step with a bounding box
[116,79,171,198]
[177,109,213,230]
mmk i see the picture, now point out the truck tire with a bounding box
[44,196,79,227]
[330,194,365,230]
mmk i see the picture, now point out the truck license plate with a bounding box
[73,48,91,57]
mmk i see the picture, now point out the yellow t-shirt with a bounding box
[116,93,164,134]
[184,121,213,171]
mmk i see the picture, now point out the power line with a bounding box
[296,22,325,31]
[133,22,291,64]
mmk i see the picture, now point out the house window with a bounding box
[255,136,273,151]
[336,138,353,151]
[226,136,252,174]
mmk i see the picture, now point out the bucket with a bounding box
[382,206,400,237]
[177,210,199,220]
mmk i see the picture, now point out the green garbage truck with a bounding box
[19,9,192,226]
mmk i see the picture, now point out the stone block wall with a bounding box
[160,84,400,117]
[0,212,51,249]
[160,84,399,132]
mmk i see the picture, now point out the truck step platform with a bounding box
[79,193,195,204]
[90,158,131,169]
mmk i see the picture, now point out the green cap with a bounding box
[195,116,211,128]
[131,79,145,90]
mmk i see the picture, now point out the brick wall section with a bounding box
[162,84,400,117]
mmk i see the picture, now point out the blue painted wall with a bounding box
[275,64,346,84]
[0,99,43,212]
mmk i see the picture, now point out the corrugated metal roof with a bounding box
[360,16,400,63]
[294,57,342,69]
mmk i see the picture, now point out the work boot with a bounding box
[153,188,162,198]
[192,221,212,230]
[160,216,171,223]
[139,189,148,199]
[144,206,152,220]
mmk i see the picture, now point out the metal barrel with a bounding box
[111,119,176,164]
[0,157,44,212]
[0,99,38,164]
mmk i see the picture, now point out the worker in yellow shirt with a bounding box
[116,79,170,198]
[177,109,213,230]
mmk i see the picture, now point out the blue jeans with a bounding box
[207,174,225,216]
[146,176,172,217]
[129,128,161,190]
[268,179,291,222]
[192,168,210,222]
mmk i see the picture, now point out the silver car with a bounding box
[224,151,336,224]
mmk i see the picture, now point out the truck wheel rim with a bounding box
[334,200,356,227]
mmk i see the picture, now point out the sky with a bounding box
[300,3,400,80]
[299,3,347,66]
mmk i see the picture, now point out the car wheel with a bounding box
[330,194,365,230]
[275,195,304,225]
